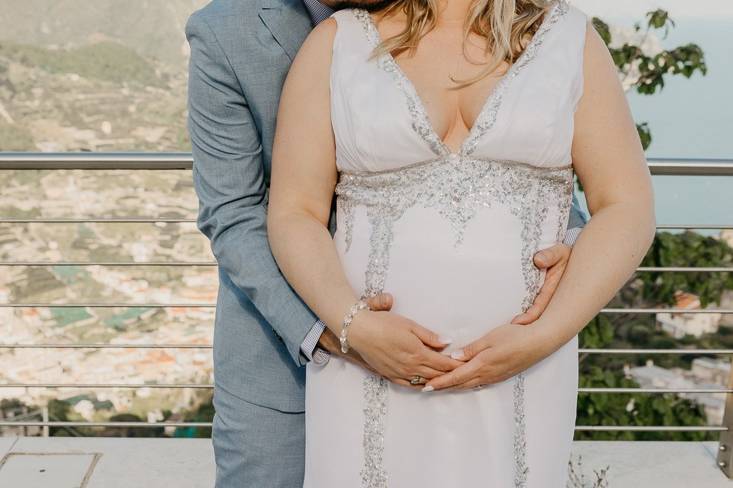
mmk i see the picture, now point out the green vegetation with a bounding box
[576,232,733,440]
[577,367,709,441]
[0,41,162,86]
[593,9,708,150]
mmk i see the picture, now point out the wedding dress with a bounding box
[304,2,585,486]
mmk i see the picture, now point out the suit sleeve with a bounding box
[186,13,318,366]
[567,191,588,229]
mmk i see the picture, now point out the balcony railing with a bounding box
[1,153,733,475]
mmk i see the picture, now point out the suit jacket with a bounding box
[186,0,587,414]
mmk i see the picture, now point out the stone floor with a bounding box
[1,437,731,487]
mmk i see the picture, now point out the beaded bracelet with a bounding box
[340,299,370,354]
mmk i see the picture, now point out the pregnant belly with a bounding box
[335,204,540,351]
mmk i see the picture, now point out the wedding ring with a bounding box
[410,375,426,385]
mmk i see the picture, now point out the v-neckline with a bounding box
[359,1,562,157]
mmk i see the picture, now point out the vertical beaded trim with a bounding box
[360,375,389,488]
[513,372,529,487]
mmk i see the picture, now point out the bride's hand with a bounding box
[347,311,464,389]
[421,323,554,392]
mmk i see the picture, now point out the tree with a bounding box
[592,9,707,150]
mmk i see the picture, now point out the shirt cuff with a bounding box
[563,226,583,247]
[300,319,331,365]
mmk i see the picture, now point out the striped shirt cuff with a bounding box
[563,226,583,247]
[300,319,330,365]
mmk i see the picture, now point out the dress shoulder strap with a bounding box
[548,2,590,112]
[330,9,376,59]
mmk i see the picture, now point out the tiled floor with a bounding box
[0,437,214,488]
[573,441,730,487]
[0,438,731,487]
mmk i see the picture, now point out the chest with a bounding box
[378,24,511,143]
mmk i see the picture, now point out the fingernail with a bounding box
[536,251,548,263]
[438,335,453,345]
[422,385,434,392]
[450,350,465,360]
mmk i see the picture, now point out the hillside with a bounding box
[0,0,209,66]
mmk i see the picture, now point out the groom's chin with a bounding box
[321,0,395,11]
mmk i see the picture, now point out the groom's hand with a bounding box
[511,243,571,325]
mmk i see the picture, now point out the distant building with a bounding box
[720,229,733,249]
[628,360,726,425]
[720,290,733,328]
[656,291,723,338]
[691,357,731,386]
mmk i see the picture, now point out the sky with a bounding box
[574,0,733,20]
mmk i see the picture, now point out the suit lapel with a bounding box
[259,0,313,61]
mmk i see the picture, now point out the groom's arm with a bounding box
[186,13,318,366]
[564,192,588,245]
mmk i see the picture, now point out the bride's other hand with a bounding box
[421,324,550,391]
[511,243,571,325]
[347,310,465,389]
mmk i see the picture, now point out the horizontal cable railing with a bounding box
[1,153,733,438]
[0,421,722,432]
[0,303,216,308]
[2,262,731,272]
[0,261,217,266]
[2,153,733,175]
[0,421,212,429]
[0,218,197,223]
[0,383,212,389]
[0,343,213,349]
[1,384,731,394]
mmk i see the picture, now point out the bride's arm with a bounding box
[268,20,461,387]
[424,23,655,391]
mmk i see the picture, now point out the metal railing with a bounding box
[1,153,733,471]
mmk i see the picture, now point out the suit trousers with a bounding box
[213,385,305,488]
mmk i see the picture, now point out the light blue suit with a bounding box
[186,0,587,486]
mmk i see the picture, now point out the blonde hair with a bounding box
[373,0,554,86]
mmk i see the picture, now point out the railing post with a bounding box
[717,363,733,477]
[42,407,49,437]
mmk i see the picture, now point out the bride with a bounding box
[268,0,655,486]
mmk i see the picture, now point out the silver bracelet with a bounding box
[340,299,370,354]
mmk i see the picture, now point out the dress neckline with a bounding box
[353,1,567,157]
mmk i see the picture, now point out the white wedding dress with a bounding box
[305,2,586,487]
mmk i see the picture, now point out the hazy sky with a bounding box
[574,0,733,20]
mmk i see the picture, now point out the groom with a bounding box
[186,0,587,486]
